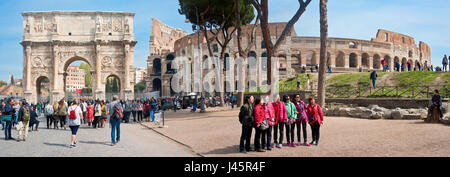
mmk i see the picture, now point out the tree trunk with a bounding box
[317,0,328,107]
[260,0,274,88]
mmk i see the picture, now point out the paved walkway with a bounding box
[144,109,450,157]
[0,116,198,157]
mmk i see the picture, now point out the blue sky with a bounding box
[0,0,449,81]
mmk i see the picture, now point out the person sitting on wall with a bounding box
[427,89,443,123]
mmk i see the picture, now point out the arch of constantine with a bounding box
[21,11,137,103]
[146,22,431,97]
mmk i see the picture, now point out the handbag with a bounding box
[308,105,319,124]
[259,120,269,131]
[308,115,318,124]
[16,121,23,131]
[2,115,12,121]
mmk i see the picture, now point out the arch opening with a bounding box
[64,58,93,101]
[349,53,358,68]
[362,53,369,69]
[336,51,345,67]
[36,76,50,103]
[105,75,121,101]
[373,54,381,69]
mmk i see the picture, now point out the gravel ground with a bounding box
[0,116,198,157]
[143,109,450,157]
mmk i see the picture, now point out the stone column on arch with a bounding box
[313,52,320,67]
[286,50,292,77]
[368,56,373,69]
[329,54,336,67]
[94,42,104,100]
[51,43,62,103]
[123,42,133,100]
[23,43,33,102]
[356,54,362,69]
[300,53,306,67]
[344,55,350,68]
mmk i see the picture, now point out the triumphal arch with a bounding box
[21,11,137,103]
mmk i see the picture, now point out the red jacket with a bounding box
[264,103,275,126]
[306,104,324,125]
[254,104,265,126]
[273,101,287,123]
[86,105,94,119]
[144,104,151,112]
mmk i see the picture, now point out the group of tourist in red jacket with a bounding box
[239,94,324,153]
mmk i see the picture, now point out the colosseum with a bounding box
[146,20,431,97]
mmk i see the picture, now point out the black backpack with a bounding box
[238,105,246,124]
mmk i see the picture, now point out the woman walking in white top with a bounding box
[67,100,83,148]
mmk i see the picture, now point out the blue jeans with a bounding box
[4,120,12,139]
[372,79,377,88]
[15,112,19,124]
[151,110,156,122]
[132,111,137,122]
[123,111,130,123]
[110,118,121,143]
[1,119,4,129]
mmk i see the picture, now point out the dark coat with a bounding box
[239,103,254,126]
[432,94,442,106]
[370,71,378,80]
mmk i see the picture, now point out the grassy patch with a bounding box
[392,71,442,87]
[326,72,387,86]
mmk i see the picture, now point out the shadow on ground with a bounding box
[202,145,240,155]
[78,140,111,146]
[43,142,67,147]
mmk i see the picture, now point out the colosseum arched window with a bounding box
[373,54,381,69]
[349,53,358,68]
[248,51,257,69]
[336,51,345,67]
[349,42,357,48]
[362,53,369,69]
[224,53,230,71]
[203,55,209,70]
[261,52,268,71]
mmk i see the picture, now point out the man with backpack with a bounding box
[109,96,123,146]
[17,100,31,141]
[45,102,54,129]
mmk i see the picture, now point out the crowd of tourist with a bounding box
[238,94,324,153]
[0,96,166,147]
